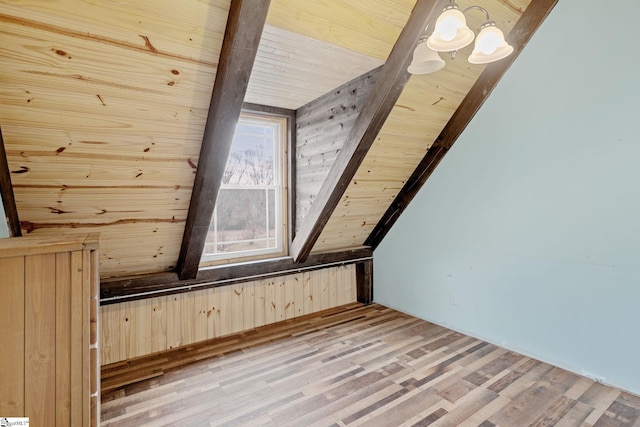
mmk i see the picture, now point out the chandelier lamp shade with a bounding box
[427,6,474,52]
[409,1,514,74]
[407,37,446,74]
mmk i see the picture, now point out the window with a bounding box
[201,112,288,263]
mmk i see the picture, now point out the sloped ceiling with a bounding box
[0,0,535,279]
[246,24,383,110]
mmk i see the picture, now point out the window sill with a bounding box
[100,246,372,304]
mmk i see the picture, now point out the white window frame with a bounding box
[201,112,288,264]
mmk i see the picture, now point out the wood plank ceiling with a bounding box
[0,0,536,279]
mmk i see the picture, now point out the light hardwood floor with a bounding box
[101,303,640,426]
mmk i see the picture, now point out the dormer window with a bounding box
[201,112,288,264]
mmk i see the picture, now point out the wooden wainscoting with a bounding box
[0,233,100,426]
[100,264,356,365]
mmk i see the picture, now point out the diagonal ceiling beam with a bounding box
[366,0,559,249]
[0,126,21,237]
[176,0,271,280]
[289,0,441,263]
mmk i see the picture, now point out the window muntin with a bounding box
[202,113,287,263]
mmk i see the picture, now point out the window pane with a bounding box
[224,123,276,185]
[206,188,277,255]
[267,188,276,236]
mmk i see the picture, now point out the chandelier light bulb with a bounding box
[427,6,474,52]
[468,23,513,64]
[437,15,462,41]
[475,25,503,54]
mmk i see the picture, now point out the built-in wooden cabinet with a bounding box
[0,233,100,426]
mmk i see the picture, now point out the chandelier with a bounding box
[408,1,514,74]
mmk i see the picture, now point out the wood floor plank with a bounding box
[429,387,499,427]
[356,387,442,427]
[457,394,512,427]
[555,400,595,427]
[583,387,623,425]
[101,304,640,427]
[489,382,563,426]
[529,395,578,427]
[593,394,640,427]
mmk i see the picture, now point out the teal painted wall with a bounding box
[374,0,640,394]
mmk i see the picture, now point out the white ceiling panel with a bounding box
[245,24,384,110]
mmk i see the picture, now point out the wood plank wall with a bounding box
[0,0,231,278]
[0,233,100,426]
[295,67,381,232]
[100,264,356,365]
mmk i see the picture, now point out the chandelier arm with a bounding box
[462,5,491,21]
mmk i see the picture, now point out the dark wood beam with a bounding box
[365,0,559,249]
[242,102,293,118]
[176,0,271,279]
[289,0,442,263]
[101,247,372,304]
[0,126,21,237]
[356,259,373,305]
